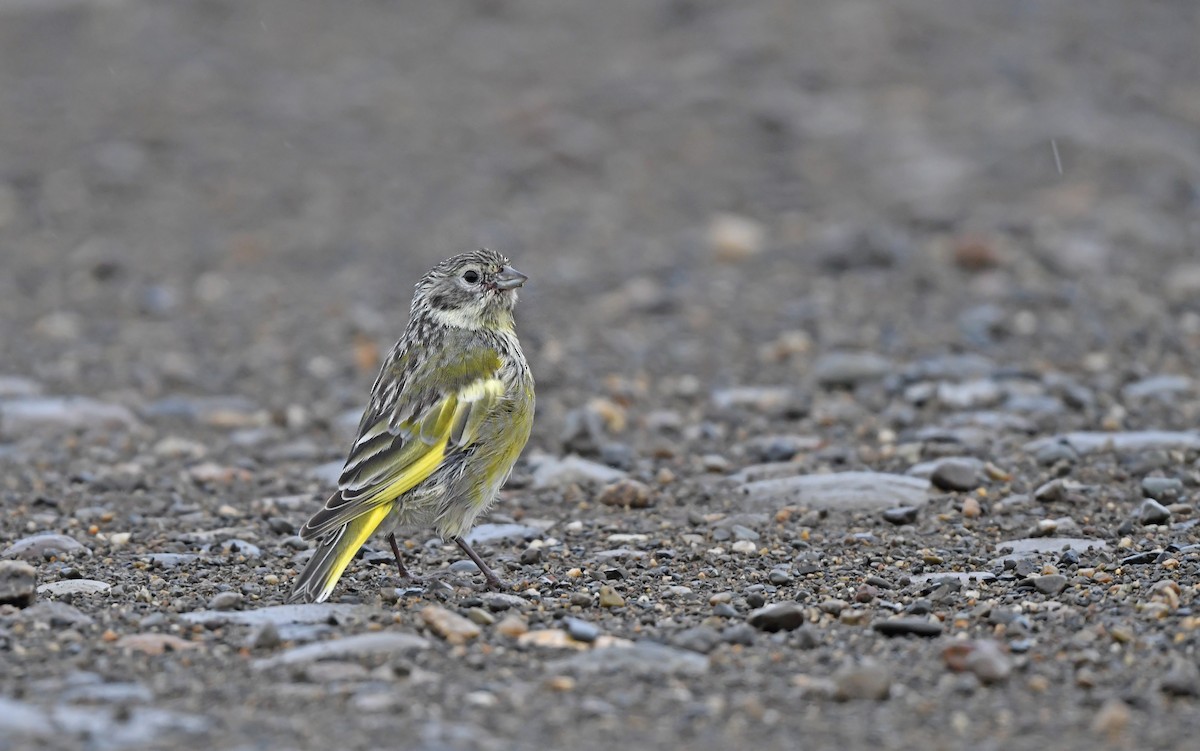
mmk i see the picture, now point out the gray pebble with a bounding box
[1138,498,1172,525]
[1035,442,1078,466]
[930,459,981,492]
[0,560,37,607]
[208,591,244,611]
[721,623,757,646]
[872,618,943,638]
[672,626,721,654]
[768,568,792,585]
[1028,574,1068,596]
[746,602,806,632]
[564,618,600,643]
[833,660,892,701]
[1141,477,1184,502]
[882,506,919,525]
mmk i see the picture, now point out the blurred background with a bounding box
[1,0,1198,445]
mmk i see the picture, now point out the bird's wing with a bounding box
[298,346,505,541]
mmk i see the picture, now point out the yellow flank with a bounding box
[316,502,394,603]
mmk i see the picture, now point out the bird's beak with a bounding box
[493,265,528,290]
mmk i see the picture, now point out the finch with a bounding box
[288,249,535,604]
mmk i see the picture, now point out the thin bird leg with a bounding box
[386,533,422,584]
[454,537,506,590]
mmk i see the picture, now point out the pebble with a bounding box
[1091,698,1131,740]
[36,579,111,597]
[2,533,89,560]
[420,605,481,644]
[181,603,362,628]
[252,632,430,669]
[466,608,495,626]
[812,352,893,388]
[598,585,625,608]
[943,640,1012,684]
[1122,375,1192,401]
[746,602,806,632]
[495,615,529,638]
[549,641,708,677]
[529,454,627,488]
[0,396,142,435]
[872,618,943,638]
[709,212,765,262]
[481,592,528,611]
[1141,477,1184,502]
[0,560,37,607]
[882,506,919,525]
[961,497,982,518]
[672,626,721,654]
[929,459,982,492]
[207,591,244,611]
[990,538,1108,565]
[741,471,931,511]
[564,618,600,643]
[833,660,892,701]
[1035,441,1078,466]
[1137,498,1172,525]
[936,379,1003,410]
[115,633,201,655]
[1161,659,1200,697]
[711,386,806,416]
[1024,431,1200,456]
[465,523,539,545]
[731,540,757,554]
[1028,574,1068,596]
[247,622,282,650]
[597,478,654,508]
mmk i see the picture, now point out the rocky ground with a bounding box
[2,0,1200,749]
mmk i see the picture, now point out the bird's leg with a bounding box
[453,537,507,590]
[386,533,423,585]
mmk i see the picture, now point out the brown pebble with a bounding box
[597,479,655,508]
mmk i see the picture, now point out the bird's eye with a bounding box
[462,270,480,284]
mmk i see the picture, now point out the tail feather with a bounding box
[287,504,393,604]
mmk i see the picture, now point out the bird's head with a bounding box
[413,249,528,331]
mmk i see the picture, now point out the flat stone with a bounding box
[1122,375,1192,400]
[0,396,142,435]
[746,602,806,632]
[529,454,627,488]
[548,640,708,677]
[420,605,481,644]
[36,579,111,596]
[833,659,892,700]
[990,537,1108,565]
[872,618,943,638]
[928,458,983,491]
[17,601,94,627]
[253,632,431,669]
[1138,498,1172,525]
[741,472,931,511]
[882,506,919,525]
[0,559,37,607]
[465,524,540,545]
[2,533,90,560]
[1024,432,1200,456]
[181,603,362,627]
[711,386,805,415]
[812,352,893,388]
[936,379,1003,410]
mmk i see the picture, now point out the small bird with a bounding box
[288,249,535,604]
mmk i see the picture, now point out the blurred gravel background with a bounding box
[2,1,1200,749]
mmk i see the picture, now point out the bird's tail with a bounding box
[287,504,393,604]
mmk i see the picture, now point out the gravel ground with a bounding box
[2,1,1200,749]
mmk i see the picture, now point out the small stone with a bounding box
[1137,498,1172,525]
[709,212,765,262]
[746,602,806,632]
[530,454,627,488]
[252,632,430,669]
[247,622,282,650]
[930,459,980,492]
[812,351,893,388]
[872,618,943,638]
[1141,476,1184,502]
[1091,698,1131,740]
[0,560,37,607]
[420,605,481,644]
[598,585,625,608]
[564,618,600,643]
[882,506,919,525]
[207,591,244,611]
[961,497,982,519]
[1161,659,1200,697]
[2,533,89,560]
[0,396,141,435]
[1028,574,1069,596]
[673,626,721,654]
[768,568,793,585]
[466,608,495,626]
[833,660,892,701]
[597,479,654,508]
[495,615,529,638]
[731,540,758,554]
[115,633,201,655]
[36,579,110,597]
[943,640,1012,684]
